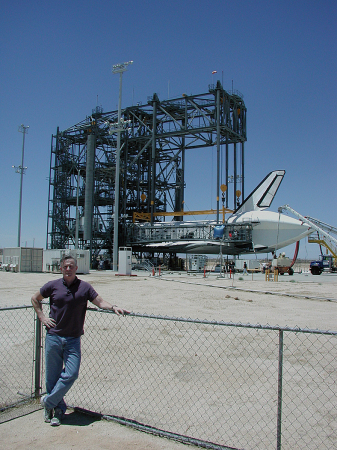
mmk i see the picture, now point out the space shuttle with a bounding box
[226,170,312,253]
[143,170,312,255]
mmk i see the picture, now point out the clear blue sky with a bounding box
[1,0,336,260]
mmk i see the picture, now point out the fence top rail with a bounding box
[2,304,335,336]
[87,307,337,336]
[0,305,34,311]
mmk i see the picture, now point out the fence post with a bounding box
[34,313,42,398]
[277,329,284,450]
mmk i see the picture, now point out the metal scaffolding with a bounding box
[47,81,247,263]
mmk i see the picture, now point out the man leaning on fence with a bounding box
[31,254,129,426]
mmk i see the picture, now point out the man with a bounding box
[31,254,129,426]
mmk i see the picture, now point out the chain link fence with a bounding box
[1,305,336,449]
[0,306,37,408]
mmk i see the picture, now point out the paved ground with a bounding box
[0,407,191,450]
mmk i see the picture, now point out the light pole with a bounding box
[12,124,29,247]
[112,60,133,271]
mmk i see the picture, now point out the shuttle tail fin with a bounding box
[235,170,285,214]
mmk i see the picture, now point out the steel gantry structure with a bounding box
[47,81,247,264]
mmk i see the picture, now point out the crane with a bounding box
[278,205,337,258]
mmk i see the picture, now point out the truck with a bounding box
[271,253,295,275]
[310,255,337,275]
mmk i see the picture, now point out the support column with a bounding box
[233,142,237,209]
[150,95,158,225]
[84,134,96,242]
[216,87,221,223]
[225,134,229,209]
[241,141,245,201]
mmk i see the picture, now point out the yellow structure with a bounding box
[133,207,233,223]
[307,235,337,260]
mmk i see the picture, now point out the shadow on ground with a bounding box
[62,409,101,426]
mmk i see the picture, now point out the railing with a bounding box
[128,221,252,246]
[1,305,336,449]
[132,258,154,272]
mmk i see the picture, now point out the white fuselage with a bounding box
[227,210,312,253]
[143,211,312,255]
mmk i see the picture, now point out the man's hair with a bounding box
[60,254,77,267]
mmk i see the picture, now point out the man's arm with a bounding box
[31,291,56,328]
[92,295,129,316]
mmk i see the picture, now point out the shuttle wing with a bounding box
[234,170,285,214]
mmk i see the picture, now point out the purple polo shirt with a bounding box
[40,277,98,337]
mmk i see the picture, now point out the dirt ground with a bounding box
[0,268,336,449]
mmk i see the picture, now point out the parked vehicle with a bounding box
[310,255,337,275]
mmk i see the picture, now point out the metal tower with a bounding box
[47,82,247,263]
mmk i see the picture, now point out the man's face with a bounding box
[61,259,78,283]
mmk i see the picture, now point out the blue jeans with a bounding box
[44,334,81,413]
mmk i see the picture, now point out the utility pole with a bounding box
[12,124,29,247]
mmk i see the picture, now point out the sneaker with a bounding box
[41,395,53,423]
[50,407,64,426]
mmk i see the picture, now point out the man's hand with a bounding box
[111,305,130,316]
[41,316,57,329]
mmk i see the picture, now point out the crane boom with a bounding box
[278,205,337,258]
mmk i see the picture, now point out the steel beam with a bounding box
[47,83,247,264]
